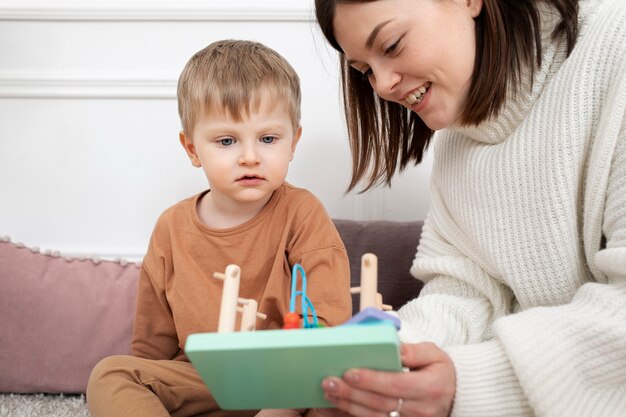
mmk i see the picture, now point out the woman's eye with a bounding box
[219,138,234,146]
[260,136,276,144]
[385,39,400,55]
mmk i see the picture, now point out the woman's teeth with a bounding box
[405,83,431,105]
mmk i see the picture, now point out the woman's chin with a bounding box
[418,116,447,131]
[416,108,461,131]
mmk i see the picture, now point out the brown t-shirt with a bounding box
[132,183,352,361]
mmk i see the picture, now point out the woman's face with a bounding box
[333,0,482,130]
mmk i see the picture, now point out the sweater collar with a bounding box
[448,4,568,145]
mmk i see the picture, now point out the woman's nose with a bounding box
[371,66,401,99]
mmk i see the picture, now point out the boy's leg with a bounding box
[87,355,257,417]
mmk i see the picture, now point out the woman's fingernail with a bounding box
[322,378,338,391]
[345,370,360,383]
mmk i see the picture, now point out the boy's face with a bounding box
[180,95,301,209]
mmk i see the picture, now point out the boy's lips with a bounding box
[236,175,265,185]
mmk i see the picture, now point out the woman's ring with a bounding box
[388,398,403,417]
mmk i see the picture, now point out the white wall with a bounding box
[0,0,432,259]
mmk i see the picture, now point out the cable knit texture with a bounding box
[398,0,626,415]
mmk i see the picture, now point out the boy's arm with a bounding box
[296,245,352,327]
[288,203,353,327]
[131,261,181,360]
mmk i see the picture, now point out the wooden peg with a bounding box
[376,292,384,310]
[376,292,393,311]
[238,299,259,332]
[236,298,267,332]
[359,253,378,311]
[237,298,268,319]
[215,264,241,333]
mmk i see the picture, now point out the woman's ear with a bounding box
[179,131,201,167]
[466,0,483,18]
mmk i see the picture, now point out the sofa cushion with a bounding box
[0,240,139,394]
[333,219,424,313]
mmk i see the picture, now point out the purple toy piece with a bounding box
[343,307,401,330]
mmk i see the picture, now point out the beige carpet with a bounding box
[0,394,90,417]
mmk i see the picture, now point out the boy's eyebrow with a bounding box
[347,19,394,66]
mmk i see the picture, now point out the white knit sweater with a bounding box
[397,0,626,416]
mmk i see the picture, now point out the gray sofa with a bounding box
[0,219,423,416]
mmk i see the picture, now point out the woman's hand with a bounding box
[317,342,455,417]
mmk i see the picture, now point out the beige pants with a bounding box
[87,355,258,417]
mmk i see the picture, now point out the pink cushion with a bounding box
[0,240,139,393]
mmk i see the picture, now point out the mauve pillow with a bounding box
[0,239,139,394]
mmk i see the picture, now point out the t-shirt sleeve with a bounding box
[286,197,352,327]
[131,239,182,360]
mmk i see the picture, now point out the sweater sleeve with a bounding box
[397,197,534,416]
[397,192,515,346]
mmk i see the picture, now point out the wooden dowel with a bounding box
[360,253,378,311]
[217,264,240,333]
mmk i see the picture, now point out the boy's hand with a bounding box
[255,409,306,417]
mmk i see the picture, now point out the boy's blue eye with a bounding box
[219,138,234,146]
[261,136,275,144]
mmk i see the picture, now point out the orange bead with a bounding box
[282,312,300,329]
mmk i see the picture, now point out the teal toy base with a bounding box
[185,323,401,410]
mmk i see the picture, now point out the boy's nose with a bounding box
[238,145,260,165]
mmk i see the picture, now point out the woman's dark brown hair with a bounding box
[315,0,579,192]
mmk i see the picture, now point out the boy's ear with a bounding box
[179,131,201,167]
[290,126,303,161]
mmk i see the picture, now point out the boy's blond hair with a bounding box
[177,39,301,136]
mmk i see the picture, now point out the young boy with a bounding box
[87,40,352,417]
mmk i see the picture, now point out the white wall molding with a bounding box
[0,72,176,99]
[0,0,314,22]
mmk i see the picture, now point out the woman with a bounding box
[314,0,626,416]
